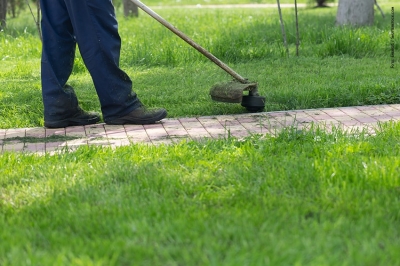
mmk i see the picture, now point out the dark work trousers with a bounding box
[40,0,140,122]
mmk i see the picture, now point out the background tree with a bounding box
[336,0,374,26]
[9,0,16,17]
[8,0,24,18]
[123,0,138,17]
[314,0,333,8]
[0,0,6,30]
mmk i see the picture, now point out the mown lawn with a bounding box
[1,123,400,265]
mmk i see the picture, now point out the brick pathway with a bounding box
[1,104,400,154]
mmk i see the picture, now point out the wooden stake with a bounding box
[375,0,385,19]
[277,0,289,56]
[26,0,42,42]
[295,0,299,56]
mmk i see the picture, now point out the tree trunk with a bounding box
[315,0,328,8]
[0,0,6,30]
[336,0,374,26]
[123,0,138,17]
[9,0,16,18]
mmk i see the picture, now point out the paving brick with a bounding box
[179,118,211,139]
[104,125,128,140]
[1,129,25,152]
[295,117,320,124]
[46,141,68,153]
[338,107,363,114]
[26,128,46,138]
[320,108,348,117]
[3,142,25,152]
[2,104,400,152]
[219,120,241,127]
[0,129,5,140]
[197,117,221,125]
[178,117,199,123]
[66,126,86,137]
[88,138,110,147]
[239,123,268,134]
[316,118,341,125]
[144,124,170,143]
[213,115,237,121]
[163,128,189,138]
[234,114,269,123]
[266,111,291,118]
[83,124,108,145]
[306,114,334,121]
[229,129,251,138]
[46,128,65,137]
[185,127,211,139]
[330,116,355,122]
[198,117,228,138]
[85,124,107,138]
[64,139,88,149]
[5,128,26,139]
[162,120,190,140]
[125,124,150,143]
[373,105,399,113]
[218,122,247,135]
[388,104,400,111]
[237,115,270,134]
[163,119,185,127]
[109,138,131,148]
[274,117,298,127]
[352,116,378,123]
[261,118,283,132]
[356,106,377,111]
[24,142,46,153]
[367,115,395,122]
[218,117,243,127]
[339,120,361,126]
[359,109,387,116]
[178,120,203,128]
[232,116,257,123]
[151,137,175,145]
[302,110,324,116]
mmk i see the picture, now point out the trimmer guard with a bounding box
[209,81,258,103]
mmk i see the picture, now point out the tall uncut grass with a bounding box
[2,7,394,65]
[118,8,394,66]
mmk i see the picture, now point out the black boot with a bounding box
[44,85,101,128]
[44,106,101,128]
[105,106,167,125]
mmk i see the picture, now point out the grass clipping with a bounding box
[209,80,258,103]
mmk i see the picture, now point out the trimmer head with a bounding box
[210,81,258,103]
[209,81,266,112]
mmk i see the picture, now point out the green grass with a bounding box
[1,4,399,128]
[1,122,400,265]
[1,3,400,264]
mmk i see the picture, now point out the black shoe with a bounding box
[44,108,101,128]
[106,106,167,125]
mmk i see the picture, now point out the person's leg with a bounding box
[42,0,166,126]
[40,0,100,127]
[63,0,142,122]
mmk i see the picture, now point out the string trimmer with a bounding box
[129,0,266,112]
